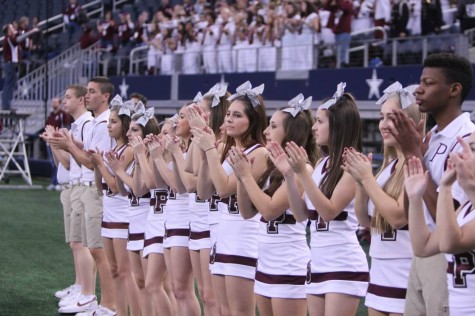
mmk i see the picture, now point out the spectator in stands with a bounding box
[18,17,32,60]
[280,2,302,70]
[158,0,174,19]
[45,97,71,191]
[132,11,149,47]
[64,0,83,36]
[2,23,38,111]
[182,20,202,74]
[146,21,163,75]
[30,17,45,62]
[421,0,443,35]
[217,8,236,73]
[457,0,475,32]
[80,23,99,49]
[352,0,375,31]
[374,0,391,39]
[201,12,219,73]
[117,11,135,56]
[407,0,422,35]
[97,11,118,52]
[326,0,354,67]
[390,0,410,37]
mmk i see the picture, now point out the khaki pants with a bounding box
[404,254,449,316]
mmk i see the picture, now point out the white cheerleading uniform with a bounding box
[305,157,369,296]
[143,187,168,257]
[210,144,261,279]
[255,208,310,299]
[163,157,190,248]
[125,162,150,252]
[446,201,475,316]
[208,191,221,254]
[189,192,211,251]
[101,144,130,239]
[365,159,413,314]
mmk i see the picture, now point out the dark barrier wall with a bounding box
[110,65,475,102]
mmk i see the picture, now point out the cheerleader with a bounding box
[152,105,201,316]
[404,133,475,316]
[192,81,268,316]
[227,94,317,316]
[186,83,230,316]
[285,83,369,316]
[87,95,140,316]
[342,82,424,316]
[132,118,176,316]
[107,102,160,316]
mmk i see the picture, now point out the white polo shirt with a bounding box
[81,109,115,183]
[69,111,93,182]
[56,163,70,185]
[423,112,475,229]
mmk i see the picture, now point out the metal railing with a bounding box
[0,0,104,53]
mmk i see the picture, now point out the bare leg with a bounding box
[307,294,325,316]
[256,294,273,316]
[145,253,172,316]
[212,274,230,316]
[200,249,220,316]
[165,247,200,316]
[90,248,115,311]
[272,298,307,316]
[129,250,154,316]
[324,293,360,316]
[225,276,255,316]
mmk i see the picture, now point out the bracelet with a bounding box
[205,146,216,152]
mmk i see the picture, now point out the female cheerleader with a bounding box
[107,102,160,316]
[192,81,268,316]
[342,82,423,316]
[152,105,201,316]
[285,83,369,316]
[87,95,140,316]
[183,83,230,316]
[130,117,176,316]
[404,133,475,316]
[227,93,317,316]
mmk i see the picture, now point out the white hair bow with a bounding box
[110,94,135,116]
[319,82,346,109]
[227,81,265,108]
[376,81,417,109]
[204,83,228,107]
[168,114,179,128]
[193,92,203,104]
[282,93,312,117]
[131,101,154,126]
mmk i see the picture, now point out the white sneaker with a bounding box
[76,305,117,316]
[58,290,80,307]
[47,184,55,191]
[55,184,62,191]
[58,295,97,314]
[55,284,80,299]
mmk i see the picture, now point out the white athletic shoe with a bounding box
[76,305,117,316]
[58,290,80,307]
[55,284,80,299]
[58,295,97,314]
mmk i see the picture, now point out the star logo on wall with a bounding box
[366,69,383,99]
[119,78,129,99]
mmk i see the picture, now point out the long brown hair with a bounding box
[258,109,317,196]
[320,93,362,198]
[221,95,267,163]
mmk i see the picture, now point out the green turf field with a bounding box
[0,177,369,315]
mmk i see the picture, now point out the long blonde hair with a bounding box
[371,98,426,233]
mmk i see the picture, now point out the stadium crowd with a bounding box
[39,52,475,316]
